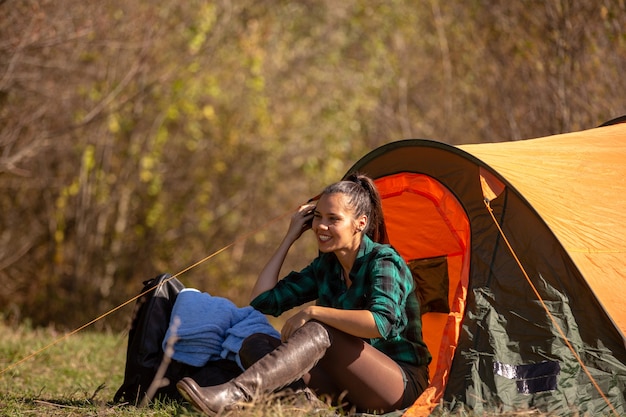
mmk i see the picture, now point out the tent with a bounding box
[342,121,626,416]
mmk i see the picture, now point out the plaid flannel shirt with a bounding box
[251,235,431,367]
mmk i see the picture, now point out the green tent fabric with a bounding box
[341,122,626,416]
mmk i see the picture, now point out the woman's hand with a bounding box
[281,307,313,341]
[285,202,316,242]
[281,306,382,341]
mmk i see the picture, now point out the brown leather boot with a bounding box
[239,332,312,396]
[176,321,331,416]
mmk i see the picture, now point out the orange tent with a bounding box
[343,121,626,416]
[459,123,626,336]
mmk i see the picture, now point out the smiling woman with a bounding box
[176,173,431,416]
[312,192,367,260]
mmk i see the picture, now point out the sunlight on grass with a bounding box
[0,320,600,416]
[0,320,336,416]
[0,321,124,396]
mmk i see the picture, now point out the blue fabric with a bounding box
[163,289,279,369]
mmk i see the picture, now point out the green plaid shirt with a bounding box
[251,235,431,367]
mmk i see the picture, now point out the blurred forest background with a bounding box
[1,0,624,331]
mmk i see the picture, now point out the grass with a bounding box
[0,320,613,417]
[0,320,346,416]
[0,320,187,416]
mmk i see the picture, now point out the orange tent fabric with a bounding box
[459,123,626,336]
[374,173,470,387]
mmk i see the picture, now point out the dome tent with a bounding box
[342,121,626,416]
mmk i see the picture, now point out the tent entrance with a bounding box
[374,172,470,397]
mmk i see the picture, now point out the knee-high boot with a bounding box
[239,332,317,400]
[176,321,331,416]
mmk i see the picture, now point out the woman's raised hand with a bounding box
[286,202,316,241]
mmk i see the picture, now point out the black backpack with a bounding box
[113,273,242,405]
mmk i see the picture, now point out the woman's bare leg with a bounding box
[304,325,407,413]
[240,325,416,413]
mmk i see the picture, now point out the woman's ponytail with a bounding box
[345,173,388,244]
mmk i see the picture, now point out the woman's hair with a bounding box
[321,173,388,244]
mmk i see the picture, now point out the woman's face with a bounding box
[312,192,367,255]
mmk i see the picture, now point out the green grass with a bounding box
[0,320,607,417]
[0,320,342,416]
[0,320,177,415]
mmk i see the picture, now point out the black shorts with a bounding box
[398,362,430,409]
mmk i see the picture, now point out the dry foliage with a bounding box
[1,0,625,329]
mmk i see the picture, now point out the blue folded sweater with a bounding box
[162,289,280,369]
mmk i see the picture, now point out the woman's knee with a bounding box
[239,333,281,369]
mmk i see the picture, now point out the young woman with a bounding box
[177,173,431,415]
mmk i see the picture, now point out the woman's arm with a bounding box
[280,305,381,341]
[250,234,294,301]
[250,203,316,302]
